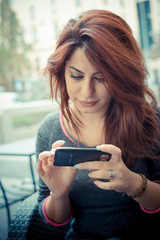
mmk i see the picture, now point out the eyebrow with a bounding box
[68,66,100,75]
[69,66,84,74]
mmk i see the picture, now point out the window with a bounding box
[29,6,35,19]
[153,69,159,84]
[32,27,37,43]
[120,0,124,7]
[75,0,81,7]
[51,0,56,13]
[54,23,58,38]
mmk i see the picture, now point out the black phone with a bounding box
[54,147,111,166]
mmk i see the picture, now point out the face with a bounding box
[65,48,110,115]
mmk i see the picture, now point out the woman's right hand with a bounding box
[36,140,77,198]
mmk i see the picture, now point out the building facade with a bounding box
[10,0,160,99]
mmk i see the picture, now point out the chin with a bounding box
[80,107,99,114]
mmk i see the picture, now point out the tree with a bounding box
[0,0,31,91]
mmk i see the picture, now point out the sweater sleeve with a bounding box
[35,113,73,231]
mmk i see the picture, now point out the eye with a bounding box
[70,75,83,80]
[94,77,104,83]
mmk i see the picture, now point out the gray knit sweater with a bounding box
[36,110,160,240]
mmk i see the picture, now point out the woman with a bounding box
[36,10,160,239]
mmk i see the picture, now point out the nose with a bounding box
[81,77,95,98]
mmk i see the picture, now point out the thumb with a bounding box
[52,140,65,150]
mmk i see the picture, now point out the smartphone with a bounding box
[54,147,111,166]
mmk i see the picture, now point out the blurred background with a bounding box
[0,0,160,144]
[0,1,160,239]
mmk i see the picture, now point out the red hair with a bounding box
[44,10,160,166]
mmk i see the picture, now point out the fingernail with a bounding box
[94,180,97,185]
[52,140,66,147]
[74,164,81,169]
[96,145,101,150]
[50,151,55,156]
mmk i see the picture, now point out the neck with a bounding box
[63,105,106,146]
[71,105,106,128]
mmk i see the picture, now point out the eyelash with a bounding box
[70,75,104,82]
[95,77,104,83]
[70,75,83,80]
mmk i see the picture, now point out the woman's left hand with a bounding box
[74,144,141,194]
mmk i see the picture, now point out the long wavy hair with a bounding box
[44,10,160,167]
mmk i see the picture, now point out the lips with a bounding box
[79,100,98,107]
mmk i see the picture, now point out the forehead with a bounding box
[65,48,98,73]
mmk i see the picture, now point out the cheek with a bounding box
[97,86,110,102]
[66,81,78,99]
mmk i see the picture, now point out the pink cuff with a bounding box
[140,205,160,214]
[140,180,160,214]
[42,195,73,227]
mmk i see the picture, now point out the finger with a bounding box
[89,169,116,180]
[49,149,56,162]
[36,159,45,177]
[39,151,54,160]
[39,151,54,165]
[97,144,121,162]
[94,180,115,190]
[52,140,65,149]
[74,161,115,170]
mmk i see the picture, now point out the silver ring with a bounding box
[109,170,116,178]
